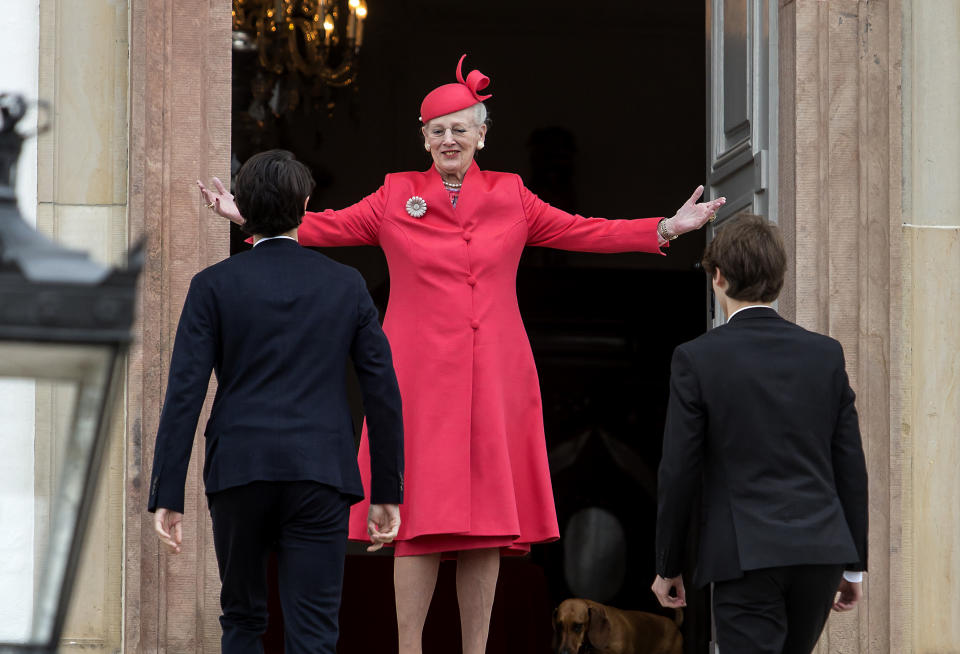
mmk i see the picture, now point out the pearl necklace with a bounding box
[434,164,464,189]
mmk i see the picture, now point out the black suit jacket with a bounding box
[655,307,867,587]
[148,238,403,513]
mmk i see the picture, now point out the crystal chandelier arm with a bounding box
[288,17,325,75]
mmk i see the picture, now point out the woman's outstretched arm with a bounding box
[522,182,725,253]
[198,176,387,247]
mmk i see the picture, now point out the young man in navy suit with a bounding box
[652,214,867,653]
[148,150,404,654]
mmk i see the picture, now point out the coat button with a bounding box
[471,319,480,329]
[462,230,472,241]
[467,276,477,286]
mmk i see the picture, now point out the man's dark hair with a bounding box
[701,212,787,302]
[234,149,315,237]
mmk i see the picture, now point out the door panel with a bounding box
[706,0,778,334]
[720,0,751,149]
[708,0,776,222]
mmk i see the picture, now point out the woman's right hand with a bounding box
[197,177,244,225]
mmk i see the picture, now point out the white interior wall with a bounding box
[0,0,41,641]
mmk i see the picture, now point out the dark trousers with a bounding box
[712,564,844,654]
[208,481,350,654]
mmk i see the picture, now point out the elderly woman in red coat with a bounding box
[200,55,724,654]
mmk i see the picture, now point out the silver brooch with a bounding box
[405,196,427,218]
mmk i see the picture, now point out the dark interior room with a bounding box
[229,1,711,651]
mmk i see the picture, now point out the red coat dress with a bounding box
[297,162,664,555]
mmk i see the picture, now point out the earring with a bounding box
[424,142,431,152]
[477,141,485,150]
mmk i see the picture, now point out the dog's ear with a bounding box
[587,604,612,650]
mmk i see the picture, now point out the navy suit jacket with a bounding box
[655,307,867,587]
[148,238,403,513]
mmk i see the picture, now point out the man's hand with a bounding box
[651,574,687,608]
[366,504,401,552]
[154,508,183,554]
[833,579,862,612]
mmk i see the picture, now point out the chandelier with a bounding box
[232,0,368,116]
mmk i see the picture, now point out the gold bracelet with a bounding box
[658,218,678,241]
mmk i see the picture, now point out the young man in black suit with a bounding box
[651,214,867,653]
[148,150,404,654]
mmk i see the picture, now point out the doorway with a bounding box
[229,1,711,652]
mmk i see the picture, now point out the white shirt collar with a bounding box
[253,235,297,247]
[727,304,775,321]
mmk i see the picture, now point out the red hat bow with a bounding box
[456,54,492,102]
[419,54,492,123]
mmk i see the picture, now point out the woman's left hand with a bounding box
[665,185,726,237]
[366,503,401,552]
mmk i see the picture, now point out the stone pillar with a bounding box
[902,0,960,651]
[124,1,232,651]
[778,1,902,651]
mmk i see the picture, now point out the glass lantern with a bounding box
[0,94,140,652]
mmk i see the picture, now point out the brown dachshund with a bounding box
[553,598,683,654]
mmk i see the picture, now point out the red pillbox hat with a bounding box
[419,54,492,123]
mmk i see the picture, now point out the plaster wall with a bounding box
[0,380,36,641]
[0,0,39,225]
[0,0,40,641]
